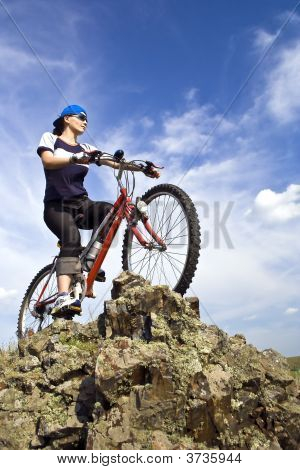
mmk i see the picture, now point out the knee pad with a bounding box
[56,257,82,276]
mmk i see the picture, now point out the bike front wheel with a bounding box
[122,183,201,295]
[18,264,57,339]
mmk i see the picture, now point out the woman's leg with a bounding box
[79,199,114,236]
[44,201,82,294]
[57,275,72,293]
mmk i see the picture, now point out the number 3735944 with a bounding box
[186,452,242,464]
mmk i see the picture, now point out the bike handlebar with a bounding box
[87,149,164,174]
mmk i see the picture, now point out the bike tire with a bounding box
[18,264,56,339]
[122,183,200,295]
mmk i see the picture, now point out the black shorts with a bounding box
[44,195,113,258]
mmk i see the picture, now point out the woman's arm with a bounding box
[40,150,73,169]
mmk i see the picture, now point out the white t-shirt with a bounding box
[37,132,98,202]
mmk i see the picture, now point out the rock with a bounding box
[0,411,37,449]
[89,273,300,450]
[18,355,40,372]
[0,272,299,450]
[185,297,200,318]
[111,271,151,300]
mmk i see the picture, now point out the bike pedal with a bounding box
[86,291,97,298]
[68,304,81,311]
[51,304,82,318]
[51,309,72,319]
[95,269,106,282]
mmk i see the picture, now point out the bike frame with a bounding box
[85,185,166,296]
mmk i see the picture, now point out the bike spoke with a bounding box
[134,246,149,274]
[162,252,183,277]
[138,252,152,276]
[148,251,160,284]
[150,251,159,281]
[151,195,160,236]
[130,251,149,269]
[158,201,180,238]
[164,251,185,266]
[162,251,178,283]
[163,198,178,238]
[163,214,187,241]
[145,250,153,280]
[164,226,189,242]
[130,244,146,256]
[158,255,163,285]
[164,243,188,246]
[155,193,169,237]
[160,254,174,287]
[164,235,188,244]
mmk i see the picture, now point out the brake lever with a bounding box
[145,160,164,169]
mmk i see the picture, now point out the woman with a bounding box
[38,104,157,317]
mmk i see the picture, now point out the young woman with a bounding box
[38,104,158,317]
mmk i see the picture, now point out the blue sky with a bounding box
[0,0,299,356]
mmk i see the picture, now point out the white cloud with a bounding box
[265,41,300,124]
[244,314,258,321]
[284,307,299,315]
[140,116,154,129]
[254,29,276,49]
[277,10,300,26]
[249,184,300,223]
[0,44,75,75]
[185,87,199,102]
[152,106,236,155]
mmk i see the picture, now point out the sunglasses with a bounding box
[69,113,88,123]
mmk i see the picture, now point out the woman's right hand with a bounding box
[70,153,91,165]
[84,150,103,166]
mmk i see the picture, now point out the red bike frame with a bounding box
[86,186,166,297]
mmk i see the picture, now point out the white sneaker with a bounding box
[51,292,82,317]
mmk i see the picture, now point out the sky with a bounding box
[0,0,299,356]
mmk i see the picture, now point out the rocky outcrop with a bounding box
[0,272,299,449]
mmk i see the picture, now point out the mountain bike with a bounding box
[18,150,201,338]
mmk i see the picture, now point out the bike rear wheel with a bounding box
[122,184,200,295]
[18,264,57,339]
